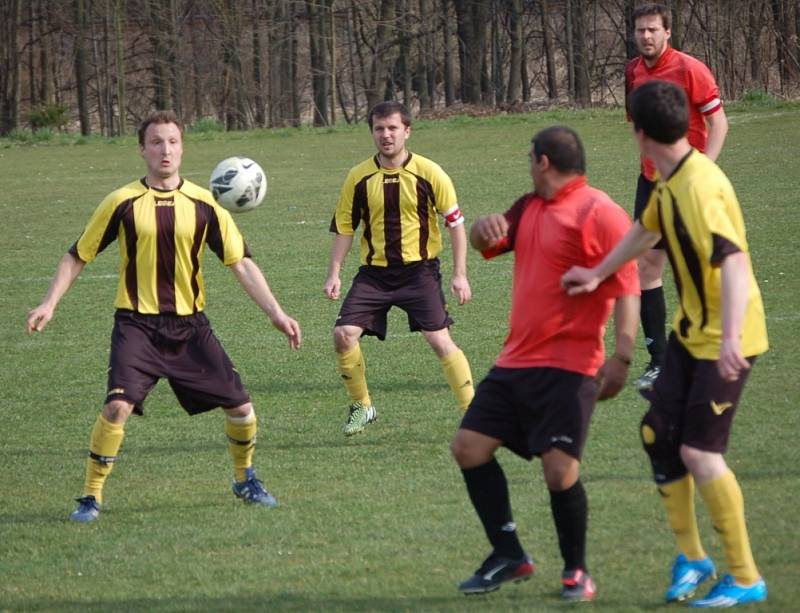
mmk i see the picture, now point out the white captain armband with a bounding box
[442,205,465,228]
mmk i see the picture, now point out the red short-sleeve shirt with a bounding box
[625,47,722,180]
[483,177,640,376]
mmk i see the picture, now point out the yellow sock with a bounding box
[337,344,371,405]
[83,414,125,503]
[658,474,706,560]
[440,349,474,414]
[226,410,257,482]
[698,470,760,585]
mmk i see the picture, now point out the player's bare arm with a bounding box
[26,252,86,334]
[448,222,471,305]
[324,233,354,300]
[595,293,639,400]
[469,214,509,251]
[718,251,751,381]
[562,222,660,295]
[230,257,302,350]
[704,107,729,162]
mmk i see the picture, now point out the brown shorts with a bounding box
[336,259,453,340]
[648,333,755,453]
[634,174,665,250]
[459,366,598,461]
[106,310,250,416]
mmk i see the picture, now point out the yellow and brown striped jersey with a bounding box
[329,152,459,267]
[641,150,768,359]
[70,178,250,315]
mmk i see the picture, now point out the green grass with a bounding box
[2,105,799,611]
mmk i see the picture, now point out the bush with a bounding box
[190,116,225,133]
[28,103,69,132]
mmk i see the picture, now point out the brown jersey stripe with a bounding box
[415,175,433,260]
[383,178,403,266]
[671,198,708,331]
[204,202,225,261]
[353,176,375,264]
[155,200,177,313]
[120,202,139,311]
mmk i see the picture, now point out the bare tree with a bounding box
[506,0,523,103]
[366,0,396,110]
[0,0,21,135]
[74,0,91,135]
[454,0,488,104]
[308,0,332,125]
[542,0,558,100]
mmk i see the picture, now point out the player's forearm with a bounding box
[448,223,468,277]
[42,252,85,308]
[596,222,660,282]
[612,294,639,362]
[720,252,749,343]
[327,233,354,277]
[230,258,286,321]
[704,109,728,162]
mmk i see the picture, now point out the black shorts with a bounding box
[647,333,755,453]
[460,366,598,461]
[634,174,665,250]
[106,310,250,416]
[335,259,453,340]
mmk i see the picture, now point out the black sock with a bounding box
[549,480,588,572]
[641,287,667,366]
[461,458,525,560]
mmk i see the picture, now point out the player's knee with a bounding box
[102,399,134,423]
[640,410,688,485]
[333,326,358,352]
[450,431,489,468]
[423,329,457,357]
[225,403,254,420]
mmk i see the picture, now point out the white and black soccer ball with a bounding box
[209,156,267,212]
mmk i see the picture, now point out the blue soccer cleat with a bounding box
[689,574,767,608]
[458,551,535,595]
[70,495,100,523]
[666,553,717,602]
[232,467,278,508]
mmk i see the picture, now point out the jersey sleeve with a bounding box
[70,191,126,263]
[585,200,640,298]
[329,168,359,236]
[429,164,458,216]
[686,57,722,115]
[481,194,530,259]
[205,204,250,266]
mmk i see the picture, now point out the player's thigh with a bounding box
[396,261,453,332]
[166,324,250,415]
[106,311,162,411]
[682,357,756,453]
[336,271,392,340]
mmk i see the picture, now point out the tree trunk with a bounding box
[113,0,126,134]
[624,0,636,59]
[747,0,764,85]
[671,0,683,50]
[308,0,330,126]
[491,0,502,105]
[454,0,487,104]
[366,0,396,110]
[252,0,265,127]
[571,0,591,105]
[542,0,557,99]
[506,0,522,104]
[74,0,91,135]
[441,0,455,106]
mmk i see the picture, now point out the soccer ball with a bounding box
[209,156,267,212]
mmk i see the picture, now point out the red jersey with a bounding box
[625,46,722,180]
[483,177,639,376]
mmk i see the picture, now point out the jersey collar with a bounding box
[140,177,184,192]
[645,45,675,72]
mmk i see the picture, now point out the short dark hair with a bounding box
[138,110,184,145]
[368,101,412,130]
[629,80,689,144]
[531,126,586,175]
[632,3,671,30]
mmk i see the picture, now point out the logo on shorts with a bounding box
[550,435,573,444]
[108,387,126,396]
[710,400,733,415]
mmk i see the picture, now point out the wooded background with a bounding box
[1,0,799,136]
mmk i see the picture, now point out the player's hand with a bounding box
[718,338,749,382]
[272,314,302,350]
[595,356,629,400]
[324,275,341,300]
[451,274,472,305]
[474,214,509,244]
[26,304,54,334]
[561,266,601,295]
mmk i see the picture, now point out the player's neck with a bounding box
[652,140,692,180]
[642,46,669,68]
[379,149,408,170]
[147,174,181,191]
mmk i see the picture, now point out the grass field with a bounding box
[1,103,799,612]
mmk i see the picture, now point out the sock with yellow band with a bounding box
[441,349,474,413]
[658,474,706,560]
[225,409,257,483]
[83,414,125,503]
[336,344,371,405]
[698,470,761,585]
